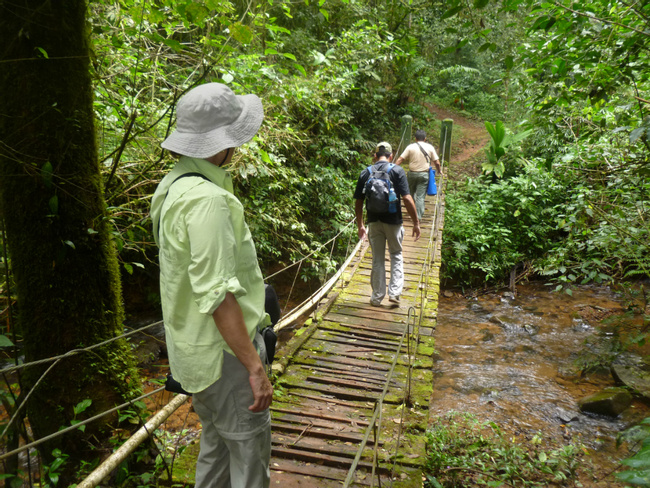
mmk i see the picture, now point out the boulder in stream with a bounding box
[578,387,632,417]
[611,364,650,402]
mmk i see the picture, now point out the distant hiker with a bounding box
[354,142,421,307]
[150,83,273,488]
[395,129,442,220]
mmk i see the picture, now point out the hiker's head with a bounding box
[161,83,264,160]
[375,141,392,159]
[414,130,426,141]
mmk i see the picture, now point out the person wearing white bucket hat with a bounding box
[150,83,272,488]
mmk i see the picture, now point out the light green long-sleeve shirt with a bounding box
[150,156,267,393]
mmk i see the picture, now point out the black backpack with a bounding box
[364,162,397,214]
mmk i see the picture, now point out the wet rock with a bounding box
[443,290,454,298]
[522,324,539,335]
[469,303,486,313]
[556,407,579,423]
[612,364,650,401]
[578,387,632,417]
[557,366,579,380]
[489,315,505,325]
[480,329,495,342]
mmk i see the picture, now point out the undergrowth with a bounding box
[424,411,584,487]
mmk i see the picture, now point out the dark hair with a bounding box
[415,129,426,141]
[376,145,392,157]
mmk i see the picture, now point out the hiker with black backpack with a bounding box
[395,129,442,221]
[353,142,421,307]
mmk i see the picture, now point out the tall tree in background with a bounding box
[0,0,140,479]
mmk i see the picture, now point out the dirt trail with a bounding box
[427,105,489,173]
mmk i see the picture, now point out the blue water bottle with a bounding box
[388,189,397,213]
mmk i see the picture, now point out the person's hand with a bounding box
[412,222,421,241]
[358,226,367,241]
[248,368,273,412]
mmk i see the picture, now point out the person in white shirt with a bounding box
[395,130,442,220]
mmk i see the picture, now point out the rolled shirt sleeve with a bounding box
[186,196,248,314]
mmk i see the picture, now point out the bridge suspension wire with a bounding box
[0,386,172,462]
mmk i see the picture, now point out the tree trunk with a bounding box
[0,0,141,480]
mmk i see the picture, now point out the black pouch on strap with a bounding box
[260,326,278,365]
[165,373,191,395]
[262,284,281,365]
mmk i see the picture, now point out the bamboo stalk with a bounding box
[76,393,190,488]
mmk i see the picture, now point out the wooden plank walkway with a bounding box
[269,188,445,488]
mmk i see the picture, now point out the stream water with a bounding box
[433,282,649,486]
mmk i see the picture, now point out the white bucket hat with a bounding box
[161,83,264,159]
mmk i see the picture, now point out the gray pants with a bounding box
[407,170,429,220]
[192,333,271,488]
[368,221,404,302]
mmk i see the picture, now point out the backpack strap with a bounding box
[157,172,211,241]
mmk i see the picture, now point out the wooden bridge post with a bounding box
[397,115,412,157]
[439,119,453,168]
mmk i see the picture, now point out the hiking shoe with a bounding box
[370,299,382,307]
[388,296,400,305]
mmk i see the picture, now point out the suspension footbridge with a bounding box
[164,117,451,487]
[1,117,453,488]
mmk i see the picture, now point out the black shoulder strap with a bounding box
[172,172,210,184]
[415,142,431,163]
[156,172,211,241]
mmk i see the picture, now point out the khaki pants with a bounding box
[192,333,271,488]
[368,221,404,302]
[407,170,429,220]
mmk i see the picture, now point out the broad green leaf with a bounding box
[41,162,54,189]
[48,195,58,215]
[259,149,272,165]
[473,0,490,8]
[230,22,253,44]
[293,63,307,76]
[0,335,14,348]
[441,6,464,20]
[161,38,183,52]
[74,399,92,415]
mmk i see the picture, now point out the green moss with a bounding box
[163,442,198,485]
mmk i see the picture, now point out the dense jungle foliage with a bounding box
[440,0,650,292]
[84,0,650,297]
[1,0,650,485]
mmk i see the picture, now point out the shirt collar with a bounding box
[173,156,234,194]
